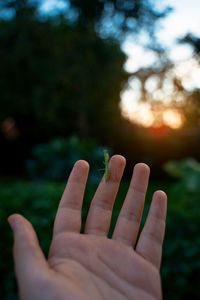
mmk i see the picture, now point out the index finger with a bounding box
[52,160,89,237]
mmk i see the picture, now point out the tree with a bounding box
[0,0,169,175]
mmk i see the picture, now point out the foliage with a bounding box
[0,11,126,138]
[26,135,112,184]
[162,158,200,299]
[164,157,200,179]
[179,33,200,57]
[0,0,170,177]
[69,0,171,39]
[0,0,127,176]
[1,0,170,38]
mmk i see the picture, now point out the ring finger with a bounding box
[112,163,150,247]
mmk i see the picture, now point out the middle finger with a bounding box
[84,155,126,236]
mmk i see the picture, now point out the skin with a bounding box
[8,155,167,300]
[103,149,110,182]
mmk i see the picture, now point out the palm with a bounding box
[48,233,161,300]
[9,156,167,300]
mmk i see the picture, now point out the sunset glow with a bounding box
[121,102,184,130]
[163,109,183,129]
[123,103,155,127]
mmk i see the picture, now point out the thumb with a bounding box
[8,214,49,293]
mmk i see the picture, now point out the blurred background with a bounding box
[0,0,200,299]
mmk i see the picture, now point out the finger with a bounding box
[136,191,167,269]
[84,155,126,236]
[8,214,49,297]
[53,160,89,236]
[112,163,150,247]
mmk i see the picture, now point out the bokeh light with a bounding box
[121,101,184,130]
[163,109,184,129]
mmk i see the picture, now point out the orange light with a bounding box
[163,109,183,129]
[122,103,155,127]
[121,97,184,130]
[150,125,168,135]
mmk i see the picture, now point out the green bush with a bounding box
[0,181,63,298]
[162,158,200,300]
[26,135,112,184]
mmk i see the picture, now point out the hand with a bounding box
[8,155,167,300]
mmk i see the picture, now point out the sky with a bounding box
[157,0,200,47]
[120,0,200,128]
[123,0,200,71]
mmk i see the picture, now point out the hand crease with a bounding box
[98,253,158,300]
[48,256,128,299]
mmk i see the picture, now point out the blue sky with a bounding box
[123,0,200,71]
[157,0,200,46]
